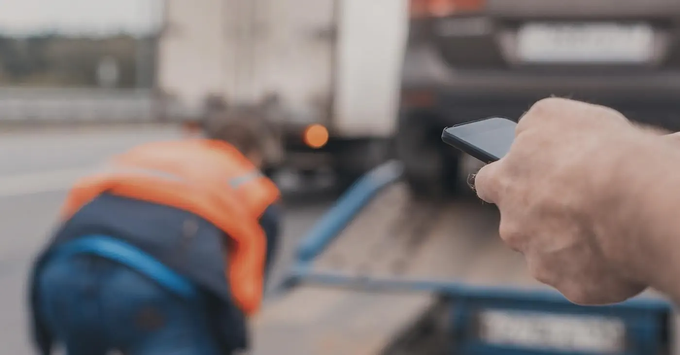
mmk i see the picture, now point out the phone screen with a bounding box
[442,117,516,162]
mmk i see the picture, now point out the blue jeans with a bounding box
[37,255,226,355]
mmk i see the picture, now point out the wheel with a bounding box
[334,138,392,192]
[334,169,364,192]
[396,109,461,199]
[299,169,317,180]
[262,166,278,180]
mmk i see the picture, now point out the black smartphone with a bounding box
[441,117,516,163]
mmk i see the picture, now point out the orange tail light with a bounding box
[303,124,329,149]
[410,0,485,18]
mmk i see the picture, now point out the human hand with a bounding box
[474,98,649,305]
[662,130,680,145]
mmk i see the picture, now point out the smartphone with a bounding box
[441,117,516,163]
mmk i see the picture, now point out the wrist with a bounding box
[596,131,680,289]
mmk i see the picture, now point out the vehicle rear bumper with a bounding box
[401,47,680,130]
[487,0,680,19]
[430,96,680,132]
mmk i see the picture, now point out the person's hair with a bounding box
[204,105,267,157]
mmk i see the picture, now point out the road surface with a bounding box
[0,126,333,354]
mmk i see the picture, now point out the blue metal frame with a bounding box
[295,160,404,263]
[281,160,674,355]
[286,269,669,312]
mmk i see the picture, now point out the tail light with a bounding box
[303,124,329,149]
[410,0,485,18]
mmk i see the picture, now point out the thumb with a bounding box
[473,162,501,204]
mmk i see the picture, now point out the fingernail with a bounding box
[467,173,476,191]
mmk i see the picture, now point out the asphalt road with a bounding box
[0,126,334,354]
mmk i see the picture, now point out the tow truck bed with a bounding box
[252,288,437,355]
[298,164,662,297]
[309,183,539,287]
[253,161,672,355]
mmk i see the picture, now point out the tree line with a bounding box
[0,34,157,88]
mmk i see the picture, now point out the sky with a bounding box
[0,0,163,36]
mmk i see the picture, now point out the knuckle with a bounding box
[473,169,489,190]
[524,254,558,286]
[599,105,629,123]
[527,261,553,285]
[530,97,570,117]
[576,101,629,125]
[518,97,564,130]
[474,165,499,203]
[512,128,538,148]
[532,97,564,112]
[498,220,523,247]
[560,287,594,305]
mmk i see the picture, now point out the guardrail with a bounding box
[0,87,178,124]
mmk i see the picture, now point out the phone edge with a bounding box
[441,127,499,164]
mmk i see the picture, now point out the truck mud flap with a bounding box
[277,160,674,355]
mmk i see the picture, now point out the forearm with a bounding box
[602,135,680,302]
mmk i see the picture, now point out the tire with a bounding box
[335,170,363,192]
[396,110,461,199]
[262,166,278,180]
[334,138,392,192]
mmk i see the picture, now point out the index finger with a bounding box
[517,97,580,134]
[474,161,502,204]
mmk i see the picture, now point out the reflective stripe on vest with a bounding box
[229,170,264,189]
[95,165,264,190]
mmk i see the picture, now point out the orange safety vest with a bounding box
[59,139,281,315]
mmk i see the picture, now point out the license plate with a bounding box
[477,309,626,353]
[517,22,654,64]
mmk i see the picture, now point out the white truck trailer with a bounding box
[156,0,408,182]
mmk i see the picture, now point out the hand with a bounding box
[474,98,649,305]
[663,131,680,144]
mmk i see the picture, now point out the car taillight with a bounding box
[410,0,485,18]
[303,124,329,149]
[410,0,430,18]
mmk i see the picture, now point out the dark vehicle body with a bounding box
[397,0,680,195]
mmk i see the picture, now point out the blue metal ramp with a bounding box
[277,161,673,355]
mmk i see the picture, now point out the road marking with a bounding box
[0,168,91,197]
